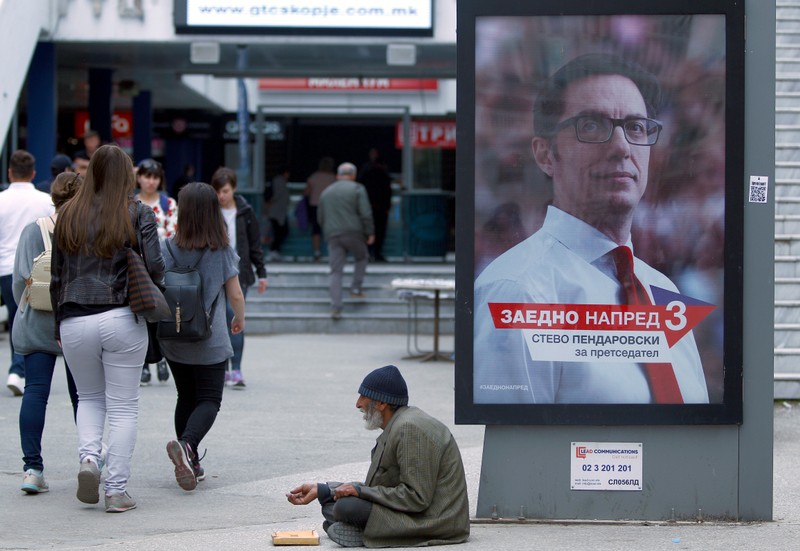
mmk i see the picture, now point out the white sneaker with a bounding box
[6,373,24,396]
[21,469,49,494]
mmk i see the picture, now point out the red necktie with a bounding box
[611,246,684,404]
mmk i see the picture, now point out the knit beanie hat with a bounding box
[358,365,409,406]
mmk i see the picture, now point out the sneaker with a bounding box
[191,448,207,482]
[166,440,197,491]
[327,522,365,547]
[331,308,342,320]
[156,360,169,382]
[76,458,101,504]
[224,370,232,386]
[350,289,365,298]
[7,373,24,396]
[226,369,247,390]
[21,469,49,494]
[140,366,151,386]
[105,491,136,513]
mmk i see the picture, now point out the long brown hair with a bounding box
[174,182,229,250]
[56,144,136,256]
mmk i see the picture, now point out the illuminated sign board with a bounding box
[175,0,434,36]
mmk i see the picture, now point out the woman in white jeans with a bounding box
[50,145,165,513]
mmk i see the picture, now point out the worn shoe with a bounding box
[350,289,365,298]
[331,308,342,320]
[21,469,49,494]
[105,491,137,513]
[156,360,169,382]
[140,366,151,386]
[7,373,24,396]
[192,448,207,482]
[166,440,197,491]
[327,522,365,547]
[76,458,101,504]
[229,370,246,389]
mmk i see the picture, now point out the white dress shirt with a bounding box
[0,182,54,276]
[473,206,709,404]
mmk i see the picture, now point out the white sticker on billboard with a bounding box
[570,442,643,491]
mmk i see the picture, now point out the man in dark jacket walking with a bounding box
[287,365,470,548]
[211,167,267,389]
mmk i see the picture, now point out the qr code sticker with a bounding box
[749,176,768,204]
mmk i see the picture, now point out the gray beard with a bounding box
[362,403,383,431]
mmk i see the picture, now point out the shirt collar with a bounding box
[541,205,634,264]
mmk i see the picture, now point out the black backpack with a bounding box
[156,241,219,341]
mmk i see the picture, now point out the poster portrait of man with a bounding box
[458,3,744,424]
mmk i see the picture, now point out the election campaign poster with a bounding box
[455,0,744,425]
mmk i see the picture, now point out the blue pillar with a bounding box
[27,42,56,180]
[88,68,113,143]
[132,90,152,162]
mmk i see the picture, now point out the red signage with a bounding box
[395,120,456,149]
[75,111,133,139]
[258,78,438,91]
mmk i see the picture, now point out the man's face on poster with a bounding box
[532,74,650,232]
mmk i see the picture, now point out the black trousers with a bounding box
[167,359,226,452]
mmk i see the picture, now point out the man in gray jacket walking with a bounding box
[317,162,374,320]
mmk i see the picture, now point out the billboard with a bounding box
[455,0,744,425]
[174,0,434,36]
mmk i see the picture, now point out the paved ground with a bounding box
[0,331,798,550]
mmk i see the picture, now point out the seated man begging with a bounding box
[287,365,470,548]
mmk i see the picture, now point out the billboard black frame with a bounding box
[455,0,745,426]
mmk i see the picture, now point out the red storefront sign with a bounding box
[258,78,439,91]
[395,120,456,149]
[74,111,133,139]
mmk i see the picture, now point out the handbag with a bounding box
[127,203,170,322]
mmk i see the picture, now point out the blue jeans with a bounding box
[226,286,248,372]
[0,274,25,377]
[20,352,79,471]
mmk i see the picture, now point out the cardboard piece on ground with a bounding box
[271,530,320,545]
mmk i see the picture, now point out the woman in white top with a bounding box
[135,159,178,385]
[135,159,178,240]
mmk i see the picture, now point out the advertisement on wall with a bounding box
[455,0,744,425]
[174,0,433,36]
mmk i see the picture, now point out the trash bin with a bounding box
[403,190,450,258]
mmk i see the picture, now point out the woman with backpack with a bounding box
[51,144,164,513]
[13,171,83,495]
[135,158,177,385]
[158,181,245,491]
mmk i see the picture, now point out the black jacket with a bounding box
[232,194,267,288]
[50,201,165,336]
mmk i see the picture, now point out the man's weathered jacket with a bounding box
[358,406,470,547]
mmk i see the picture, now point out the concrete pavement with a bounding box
[0,331,798,550]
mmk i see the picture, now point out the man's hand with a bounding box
[286,483,318,505]
[333,483,360,500]
[366,234,376,246]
